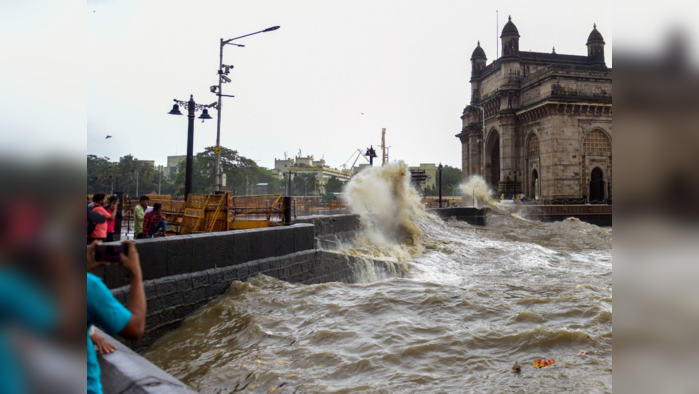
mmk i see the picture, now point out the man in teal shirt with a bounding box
[87,241,146,394]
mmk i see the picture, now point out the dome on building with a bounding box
[500,16,520,38]
[587,24,605,45]
[471,41,487,60]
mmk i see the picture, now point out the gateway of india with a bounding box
[456,17,612,202]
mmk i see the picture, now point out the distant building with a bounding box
[457,17,612,201]
[163,155,186,178]
[271,154,352,195]
[352,163,371,176]
[409,164,437,190]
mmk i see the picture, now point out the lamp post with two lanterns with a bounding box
[168,95,216,201]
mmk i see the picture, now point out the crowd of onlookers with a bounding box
[87,193,167,244]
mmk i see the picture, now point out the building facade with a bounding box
[271,154,352,195]
[163,155,187,178]
[456,17,612,202]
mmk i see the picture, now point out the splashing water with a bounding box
[459,175,495,207]
[342,162,434,261]
[459,175,530,220]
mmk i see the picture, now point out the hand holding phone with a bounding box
[95,242,128,263]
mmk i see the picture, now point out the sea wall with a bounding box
[95,224,315,289]
[294,214,362,249]
[427,207,490,226]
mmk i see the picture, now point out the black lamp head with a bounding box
[168,104,183,115]
[264,26,281,32]
[199,108,213,120]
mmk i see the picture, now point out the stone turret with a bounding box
[471,41,487,74]
[501,16,520,58]
[587,24,606,65]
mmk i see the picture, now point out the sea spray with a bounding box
[342,161,434,262]
[459,175,530,220]
[459,175,496,206]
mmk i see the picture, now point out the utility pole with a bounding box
[381,128,387,166]
[213,26,280,193]
[158,165,162,195]
[438,163,443,208]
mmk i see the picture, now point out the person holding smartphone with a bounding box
[88,193,117,245]
[87,241,146,394]
[103,196,119,243]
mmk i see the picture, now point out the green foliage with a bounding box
[421,165,463,197]
[325,176,346,194]
[87,146,280,198]
[174,146,280,196]
[441,165,463,189]
[290,173,318,196]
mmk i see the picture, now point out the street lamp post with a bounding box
[168,95,215,201]
[213,26,280,193]
[438,163,443,208]
[365,146,378,166]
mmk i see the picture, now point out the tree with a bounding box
[441,165,462,197]
[174,146,281,196]
[291,173,317,196]
[325,176,346,194]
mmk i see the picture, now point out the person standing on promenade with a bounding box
[88,193,117,245]
[133,196,149,239]
[104,196,119,242]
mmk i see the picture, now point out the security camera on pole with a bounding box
[212,26,280,193]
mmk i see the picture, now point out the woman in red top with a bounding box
[88,193,117,244]
[104,196,119,242]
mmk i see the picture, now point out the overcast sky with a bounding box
[83,0,613,170]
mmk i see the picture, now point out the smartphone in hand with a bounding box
[94,242,128,263]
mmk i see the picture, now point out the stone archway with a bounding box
[485,130,500,192]
[590,167,605,203]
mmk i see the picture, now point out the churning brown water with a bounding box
[144,165,612,394]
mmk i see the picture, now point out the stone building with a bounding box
[456,17,612,202]
[271,154,352,195]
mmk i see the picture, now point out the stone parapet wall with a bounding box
[427,208,490,226]
[295,214,362,250]
[95,224,315,289]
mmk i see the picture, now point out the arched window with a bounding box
[528,134,540,157]
[584,129,611,153]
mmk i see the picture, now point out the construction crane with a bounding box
[340,149,370,172]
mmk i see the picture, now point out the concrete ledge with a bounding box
[96,328,198,394]
[294,214,361,238]
[428,207,489,226]
[98,224,319,289]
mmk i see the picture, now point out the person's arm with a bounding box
[117,241,146,340]
[108,203,118,220]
